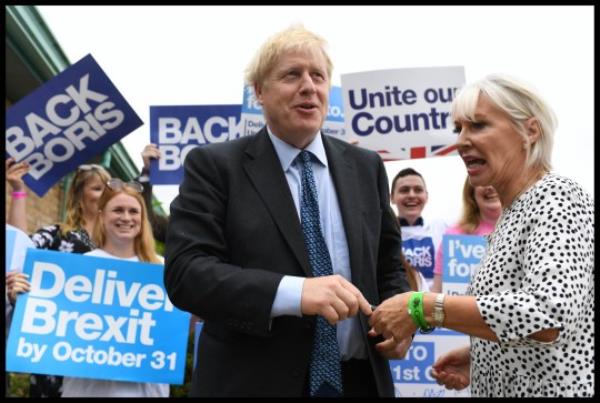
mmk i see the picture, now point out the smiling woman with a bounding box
[60,180,166,397]
[91,180,160,264]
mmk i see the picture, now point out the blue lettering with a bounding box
[348,86,417,111]
[351,112,374,136]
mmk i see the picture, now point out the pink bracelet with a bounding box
[11,191,27,199]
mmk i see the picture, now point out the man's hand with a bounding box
[301,274,372,324]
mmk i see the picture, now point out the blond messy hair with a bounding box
[62,166,111,234]
[244,24,333,88]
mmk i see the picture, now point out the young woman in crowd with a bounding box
[60,178,169,397]
[5,161,111,397]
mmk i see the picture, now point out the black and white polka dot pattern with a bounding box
[467,173,594,397]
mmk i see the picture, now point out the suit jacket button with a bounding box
[291,369,302,378]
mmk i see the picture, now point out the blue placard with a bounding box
[149,105,242,184]
[389,342,436,384]
[5,54,143,197]
[326,86,344,122]
[442,234,487,284]
[6,249,190,384]
[241,85,262,116]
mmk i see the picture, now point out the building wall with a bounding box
[5,183,64,234]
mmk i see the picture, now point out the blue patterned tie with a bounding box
[298,150,343,397]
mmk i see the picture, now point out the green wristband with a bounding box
[407,291,435,334]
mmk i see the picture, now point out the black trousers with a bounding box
[304,359,378,397]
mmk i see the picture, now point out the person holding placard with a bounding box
[61,178,169,397]
[6,160,112,397]
[390,168,448,288]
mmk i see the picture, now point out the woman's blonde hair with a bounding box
[93,185,160,264]
[457,177,481,234]
[62,166,111,234]
[452,73,557,171]
[244,24,333,88]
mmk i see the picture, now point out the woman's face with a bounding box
[101,193,142,245]
[474,185,502,222]
[455,95,528,192]
[81,174,106,216]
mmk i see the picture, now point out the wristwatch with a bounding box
[433,293,445,328]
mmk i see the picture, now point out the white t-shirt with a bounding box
[61,248,169,398]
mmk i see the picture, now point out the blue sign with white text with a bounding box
[6,249,190,384]
[149,105,242,184]
[5,54,143,196]
[442,234,487,284]
[402,237,436,279]
[389,342,436,384]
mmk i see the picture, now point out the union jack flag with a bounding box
[377,143,458,161]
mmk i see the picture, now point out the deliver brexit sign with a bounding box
[5,54,143,196]
[6,249,190,384]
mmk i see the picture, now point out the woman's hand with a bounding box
[368,292,417,342]
[6,158,30,191]
[6,271,31,304]
[430,346,471,391]
[141,144,160,170]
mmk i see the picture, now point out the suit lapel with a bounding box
[323,136,364,287]
[243,129,312,276]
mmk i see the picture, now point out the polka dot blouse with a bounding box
[467,173,594,397]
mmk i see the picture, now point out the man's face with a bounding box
[255,48,329,148]
[391,175,428,223]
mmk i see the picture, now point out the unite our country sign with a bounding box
[341,66,465,161]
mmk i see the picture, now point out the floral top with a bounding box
[467,173,594,397]
[30,224,96,254]
[28,224,96,397]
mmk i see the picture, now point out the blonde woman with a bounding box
[61,178,167,397]
[6,163,111,397]
[370,74,594,397]
[30,164,111,254]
